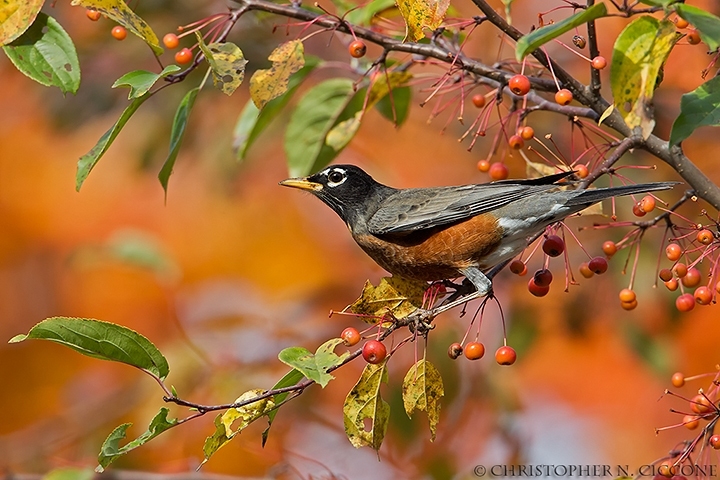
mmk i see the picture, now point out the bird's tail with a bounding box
[566,182,679,207]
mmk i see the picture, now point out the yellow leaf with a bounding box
[0,0,43,45]
[221,389,275,437]
[524,158,560,179]
[71,0,162,55]
[196,33,248,96]
[402,359,443,441]
[250,40,305,109]
[346,276,428,323]
[343,362,390,450]
[395,0,450,41]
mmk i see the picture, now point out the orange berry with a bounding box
[341,327,361,346]
[477,159,491,172]
[681,267,701,287]
[574,164,589,178]
[591,56,607,70]
[464,341,485,360]
[697,229,714,245]
[509,259,527,276]
[665,278,679,291]
[675,17,689,29]
[671,372,685,388]
[673,262,688,278]
[508,134,524,150]
[602,241,617,257]
[163,33,180,49]
[508,74,531,96]
[659,268,673,282]
[554,89,573,105]
[691,394,713,414]
[111,25,127,40]
[711,434,720,449]
[682,415,699,431]
[687,29,701,45]
[676,293,695,312]
[665,243,682,261]
[86,9,101,21]
[519,126,534,140]
[489,162,509,181]
[579,262,594,279]
[640,195,656,213]
[694,286,713,305]
[175,48,193,64]
[620,299,638,311]
[495,345,517,365]
[471,93,486,108]
[348,40,367,58]
[619,288,636,303]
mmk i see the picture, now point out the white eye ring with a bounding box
[327,168,347,187]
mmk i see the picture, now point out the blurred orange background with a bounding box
[2,0,720,478]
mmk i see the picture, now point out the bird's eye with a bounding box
[327,169,347,187]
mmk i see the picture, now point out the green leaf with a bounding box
[375,85,411,126]
[262,368,304,446]
[278,338,349,388]
[201,414,231,466]
[220,389,275,438]
[71,0,162,55]
[284,78,363,176]
[402,359,443,441]
[249,40,305,108]
[42,467,94,480]
[112,65,180,99]
[345,0,396,26]
[96,408,177,472]
[638,0,676,6]
[2,12,80,94]
[669,75,720,145]
[515,3,608,60]
[610,16,676,138]
[195,32,248,96]
[0,0,43,45]
[343,362,390,450]
[674,4,720,52]
[76,94,150,191]
[9,317,170,381]
[233,56,321,161]
[158,87,200,196]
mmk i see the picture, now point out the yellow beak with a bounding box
[279,178,323,192]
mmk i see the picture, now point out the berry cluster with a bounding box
[447,341,517,365]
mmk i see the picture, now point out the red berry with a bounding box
[676,17,689,29]
[554,89,573,105]
[676,293,696,312]
[687,29,701,45]
[619,288,636,303]
[673,262,688,278]
[519,126,534,140]
[694,286,713,305]
[666,243,682,261]
[348,40,367,58]
[632,203,646,217]
[640,195,656,213]
[508,74,531,96]
[659,268,673,282]
[464,341,485,360]
[448,342,463,359]
[111,25,127,40]
[495,345,517,365]
[471,94,486,108]
[533,268,553,287]
[508,134,524,150]
[588,256,608,274]
[509,259,527,276]
[476,159,491,172]
[528,277,550,297]
[86,9,101,21]
[163,33,179,49]
[542,235,565,257]
[671,372,685,388]
[697,229,714,245]
[602,241,617,257]
[591,56,607,70]
[489,162,509,181]
[711,434,720,449]
[574,164,589,179]
[659,462,678,478]
[175,48,193,64]
[681,267,701,287]
[341,327,361,346]
[579,262,594,278]
[362,340,387,364]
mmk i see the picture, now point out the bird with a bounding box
[280,165,676,312]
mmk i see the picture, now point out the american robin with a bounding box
[280,165,675,312]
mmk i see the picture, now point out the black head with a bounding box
[279,165,395,226]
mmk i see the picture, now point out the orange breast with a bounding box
[353,214,503,281]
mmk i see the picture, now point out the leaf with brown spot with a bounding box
[346,276,427,323]
[343,362,390,450]
[395,0,450,41]
[196,33,248,96]
[402,359,443,441]
[0,0,43,45]
[250,40,305,109]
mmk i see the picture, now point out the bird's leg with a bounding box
[431,266,493,315]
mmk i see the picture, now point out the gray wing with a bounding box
[366,183,556,235]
